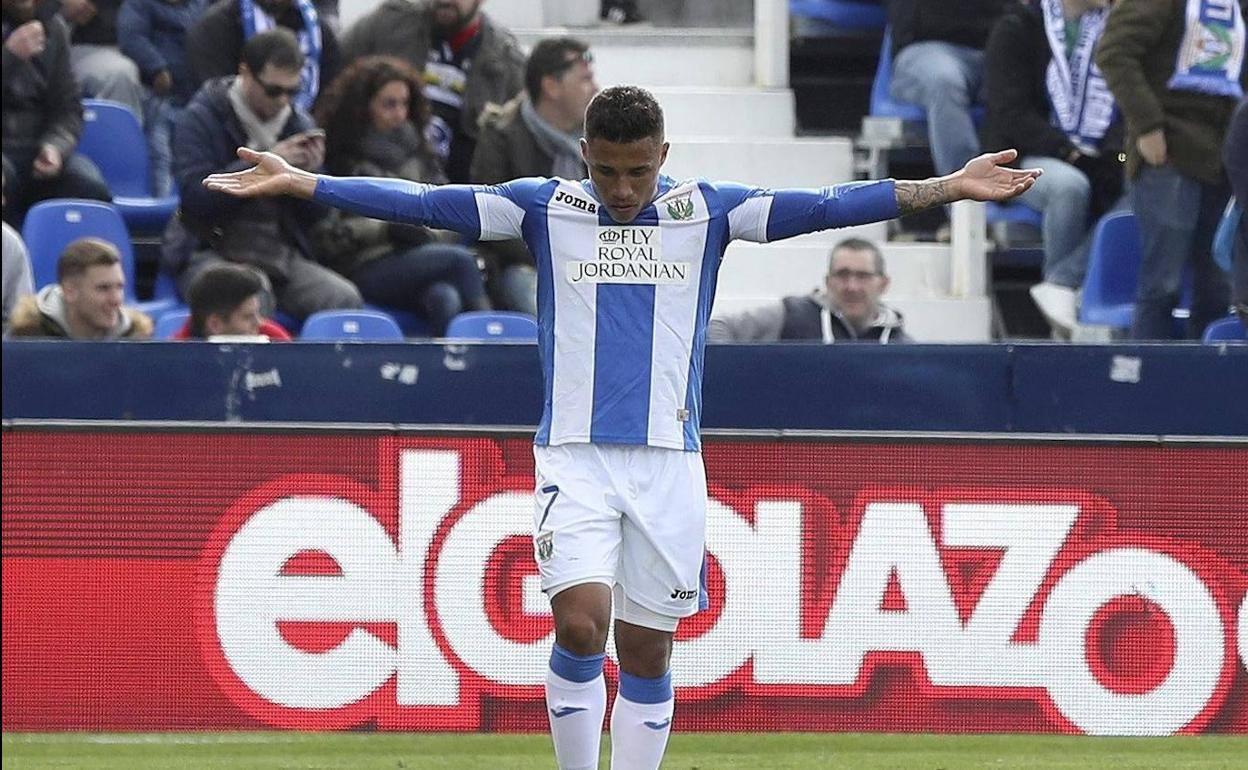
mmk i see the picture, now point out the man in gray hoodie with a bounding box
[708,238,912,343]
[6,236,152,338]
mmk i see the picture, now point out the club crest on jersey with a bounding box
[666,194,695,221]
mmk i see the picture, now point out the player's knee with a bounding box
[555,612,609,655]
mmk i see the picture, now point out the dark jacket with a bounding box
[1096,0,1248,184]
[707,292,912,344]
[48,0,123,46]
[983,1,1125,215]
[1,4,82,159]
[471,94,583,183]
[118,0,210,105]
[170,76,327,273]
[186,0,341,96]
[889,0,1012,55]
[340,1,524,142]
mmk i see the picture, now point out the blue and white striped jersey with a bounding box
[315,174,898,450]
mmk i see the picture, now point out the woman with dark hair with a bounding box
[312,55,488,334]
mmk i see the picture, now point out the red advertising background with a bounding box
[2,428,1246,734]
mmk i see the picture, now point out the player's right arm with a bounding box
[202,147,533,241]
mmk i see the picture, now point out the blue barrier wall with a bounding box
[3,341,1246,436]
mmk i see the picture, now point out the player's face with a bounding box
[582,135,669,223]
[825,248,888,326]
[206,294,263,337]
[63,264,125,335]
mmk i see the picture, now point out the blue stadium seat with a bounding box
[300,309,404,341]
[1079,211,1141,328]
[790,0,885,32]
[153,308,191,340]
[445,311,539,341]
[986,201,1044,228]
[21,199,177,319]
[79,99,179,234]
[363,303,432,338]
[869,27,927,123]
[1202,315,1246,343]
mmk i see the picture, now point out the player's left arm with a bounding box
[893,149,1041,216]
[729,149,1041,242]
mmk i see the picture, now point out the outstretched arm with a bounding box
[203,147,529,240]
[894,149,1042,216]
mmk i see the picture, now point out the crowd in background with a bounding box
[2,0,1245,342]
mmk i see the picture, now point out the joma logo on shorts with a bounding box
[554,190,597,213]
[670,588,697,601]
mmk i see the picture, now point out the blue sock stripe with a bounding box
[618,670,673,705]
[549,644,605,684]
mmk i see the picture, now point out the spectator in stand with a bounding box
[187,0,341,112]
[1225,98,1248,328]
[889,0,1013,178]
[2,223,35,329]
[1097,0,1244,340]
[118,0,211,197]
[470,36,597,315]
[708,238,912,343]
[313,55,488,335]
[175,261,291,338]
[55,0,147,119]
[2,172,36,329]
[340,0,525,183]
[7,236,153,338]
[165,28,362,320]
[3,0,112,227]
[983,0,1125,338]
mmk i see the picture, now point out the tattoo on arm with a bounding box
[894,177,953,216]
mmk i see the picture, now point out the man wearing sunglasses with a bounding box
[165,27,362,320]
[708,238,912,343]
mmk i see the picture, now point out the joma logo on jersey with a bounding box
[553,190,597,213]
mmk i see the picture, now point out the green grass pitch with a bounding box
[4,732,1246,769]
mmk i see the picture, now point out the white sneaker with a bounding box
[1030,282,1078,335]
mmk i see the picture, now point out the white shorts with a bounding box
[532,442,707,631]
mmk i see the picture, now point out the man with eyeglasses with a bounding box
[709,237,912,343]
[470,36,599,315]
[165,27,363,319]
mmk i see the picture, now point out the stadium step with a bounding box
[513,26,756,88]
[664,137,855,190]
[651,87,796,138]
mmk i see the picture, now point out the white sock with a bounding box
[546,644,607,770]
[610,671,674,770]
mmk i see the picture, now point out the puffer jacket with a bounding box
[6,284,153,339]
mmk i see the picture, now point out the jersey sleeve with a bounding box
[312,176,547,241]
[720,180,899,243]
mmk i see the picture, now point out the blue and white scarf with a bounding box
[1168,0,1245,99]
[1042,0,1116,153]
[240,0,322,111]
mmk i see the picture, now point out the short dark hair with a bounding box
[525,37,590,103]
[187,263,266,338]
[58,238,121,283]
[585,85,664,143]
[241,28,305,75]
[829,237,886,276]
